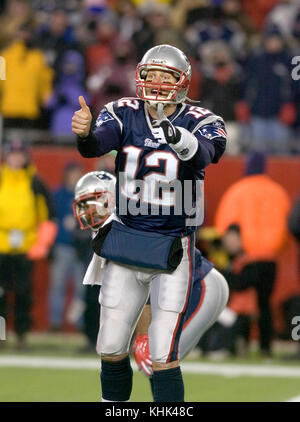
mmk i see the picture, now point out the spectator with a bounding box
[219,224,258,357]
[196,225,257,358]
[132,2,187,61]
[36,8,78,69]
[264,0,300,49]
[84,11,118,92]
[47,49,88,141]
[117,0,143,42]
[200,42,242,155]
[48,162,87,332]
[236,28,297,153]
[221,0,257,39]
[170,0,213,31]
[215,151,291,357]
[0,22,53,130]
[0,0,33,50]
[86,38,136,114]
[0,139,57,349]
[184,6,247,63]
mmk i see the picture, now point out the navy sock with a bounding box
[152,366,184,402]
[100,356,133,401]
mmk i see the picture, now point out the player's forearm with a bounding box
[187,136,226,170]
[77,125,121,158]
[77,132,100,157]
[186,139,215,169]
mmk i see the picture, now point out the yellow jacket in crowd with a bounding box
[0,163,57,255]
[0,40,53,119]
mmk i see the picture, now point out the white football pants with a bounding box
[179,268,229,359]
[96,236,229,363]
[97,236,194,363]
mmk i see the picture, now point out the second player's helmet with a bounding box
[73,171,116,230]
[136,44,191,104]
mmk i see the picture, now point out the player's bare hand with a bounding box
[72,96,92,138]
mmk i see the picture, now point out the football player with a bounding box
[74,171,229,383]
[74,170,229,397]
[72,44,227,402]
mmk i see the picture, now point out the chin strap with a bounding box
[156,102,166,120]
[186,97,201,104]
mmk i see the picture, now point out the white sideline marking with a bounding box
[286,395,300,402]
[180,362,300,378]
[0,356,102,370]
[1,356,300,378]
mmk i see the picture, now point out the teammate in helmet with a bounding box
[72,44,227,403]
[73,170,229,382]
[73,171,116,231]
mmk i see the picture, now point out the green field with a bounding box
[1,367,300,402]
[1,333,300,402]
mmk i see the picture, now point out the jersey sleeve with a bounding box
[193,119,227,164]
[77,101,123,158]
[174,106,227,169]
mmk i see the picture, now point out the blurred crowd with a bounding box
[196,151,298,359]
[0,0,300,153]
[1,0,300,358]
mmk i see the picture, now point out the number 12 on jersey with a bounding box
[120,146,179,207]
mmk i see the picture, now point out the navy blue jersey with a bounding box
[183,249,214,324]
[194,249,214,282]
[78,98,226,235]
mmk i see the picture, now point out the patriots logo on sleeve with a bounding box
[198,121,227,140]
[95,110,114,127]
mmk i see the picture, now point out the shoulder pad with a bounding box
[184,105,224,134]
[114,97,142,111]
[100,98,143,131]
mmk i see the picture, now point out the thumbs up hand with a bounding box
[72,96,93,138]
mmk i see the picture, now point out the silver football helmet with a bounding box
[73,171,116,230]
[136,44,191,105]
